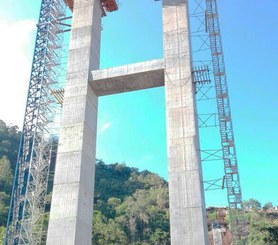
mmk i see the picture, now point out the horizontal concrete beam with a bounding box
[89,59,165,96]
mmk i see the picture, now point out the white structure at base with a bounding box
[213,228,223,245]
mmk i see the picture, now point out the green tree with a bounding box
[0,226,5,245]
[0,120,20,171]
[0,157,13,194]
[263,202,273,211]
[107,197,121,208]
[115,188,169,243]
[0,132,276,245]
[40,212,50,245]
[0,192,10,226]
[150,228,170,245]
[243,198,261,210]
[207,210,217,222]
[92,210,128,245]
[246,208,270,245]
[261,226,278,245]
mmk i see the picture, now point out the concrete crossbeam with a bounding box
[90,59,165,96]
[47,0,209,244]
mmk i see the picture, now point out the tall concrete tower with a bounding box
[46,0,208,244]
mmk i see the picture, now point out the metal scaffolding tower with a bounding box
[189,0,246,243]
[206,0,246,241]
[4,0,70,244]
[4,0,246,244]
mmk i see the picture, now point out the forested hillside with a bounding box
[0,119,277,244]
[93,160,170,244]
[0,119,170,244]
[0,120,20,244]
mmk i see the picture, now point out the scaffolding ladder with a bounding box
[205,0,246,241]
[5,0,69,244]
[189,0,246,243]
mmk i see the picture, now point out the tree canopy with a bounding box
[0,119,277,244]
[0,120,20,171]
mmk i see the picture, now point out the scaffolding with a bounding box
[5,0,121,243]
[189,0,246,243]
[4,0,246,244]
[4,0,70,244]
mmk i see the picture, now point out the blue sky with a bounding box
[0,0,277,207]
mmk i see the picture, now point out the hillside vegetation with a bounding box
[0,119,277,244]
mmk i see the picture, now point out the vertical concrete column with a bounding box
[162,0,208,244]
[46,0,102,244]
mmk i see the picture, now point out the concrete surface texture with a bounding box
[46,0,208,244]
[162,0,208,244]
[90,59,165,96]
[46,0,102,244]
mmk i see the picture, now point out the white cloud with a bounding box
[100,122,112,133]
[0,19,36,126]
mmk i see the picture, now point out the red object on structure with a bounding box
[64,0,118,14]
[64,0,74,11]
[102,0,118,12]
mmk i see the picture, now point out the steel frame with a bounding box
[4,0,246,243]
[189,0,246,243]
[5,0,69,244]
[203,178,224,191]
[205,0,246,241]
